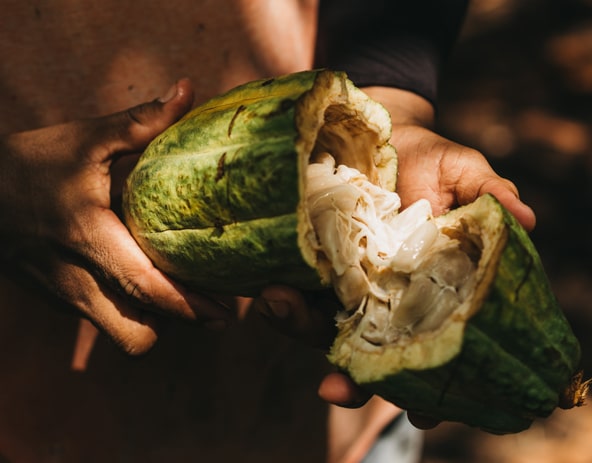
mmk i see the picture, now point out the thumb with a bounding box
[96,78,194,156]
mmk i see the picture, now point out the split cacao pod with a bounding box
[123,70,585,434]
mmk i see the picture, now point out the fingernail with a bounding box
[266,300,291,319]
[158,82,178,103]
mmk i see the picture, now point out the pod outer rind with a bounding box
[328,194,582,434]
[123,69,582,434]
[123,69,396,295]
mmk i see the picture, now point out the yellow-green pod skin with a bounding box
[329,195,583,434]
[123,69,396,295]
[123,70,583,435]
[124,72,315,293]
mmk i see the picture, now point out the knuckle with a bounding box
[121,276,154,307]
[48,258,160,356]
[120,104,162,149]
[125,104,149,126]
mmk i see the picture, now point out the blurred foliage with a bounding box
[423,1,592,462]
[438,0,592,319]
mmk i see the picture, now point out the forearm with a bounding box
[316,0,469,109]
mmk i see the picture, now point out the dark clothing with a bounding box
[315,0,469,107]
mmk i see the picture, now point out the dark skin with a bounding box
[0,79,230,355]
[0,79,535,418]
[0,1,539,460]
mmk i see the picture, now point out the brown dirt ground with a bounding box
[421,1,592,462]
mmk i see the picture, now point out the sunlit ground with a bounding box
[422,0,592,461]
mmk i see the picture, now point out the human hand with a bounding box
[363,85,536,231]
[0,79,230,355]
[392,124,537,231]
[255,286,440,429]
[257,86,536,426]
[253,285,373,405]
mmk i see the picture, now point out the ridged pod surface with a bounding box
[123,70,396,294]
[123,70,585,434]
[328,194,584,433]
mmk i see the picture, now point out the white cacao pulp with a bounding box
[306,153,477,346]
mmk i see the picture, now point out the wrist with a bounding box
[361,86,435,129]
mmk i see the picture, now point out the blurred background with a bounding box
[421,0,592,461]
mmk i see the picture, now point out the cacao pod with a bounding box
[123,70,586,434]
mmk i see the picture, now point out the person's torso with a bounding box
[0,0,318,132]
[0,2,336,461]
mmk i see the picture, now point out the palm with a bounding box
[393,126,536,231]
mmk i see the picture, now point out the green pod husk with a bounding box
[123,69,396,294]
[123,70,585,434]
[328,193,585,434]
